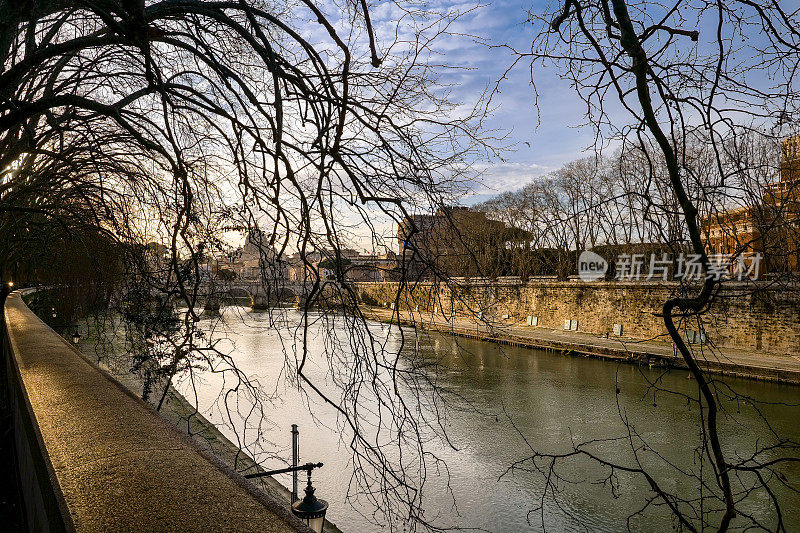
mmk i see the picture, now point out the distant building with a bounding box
[703,136,800,276]
[284,248,397,283]
[205,229,285,283]
[229,230,277,280]
[397,206,531,279]
[348,251,398,282]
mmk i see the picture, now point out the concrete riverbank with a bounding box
[365,307,800,385]
[109,378,345,533]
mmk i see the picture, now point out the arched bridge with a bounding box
[200,279,312,313]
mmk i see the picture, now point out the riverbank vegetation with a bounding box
[475,135,793,280]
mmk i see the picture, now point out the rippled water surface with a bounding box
[178,307,800,532]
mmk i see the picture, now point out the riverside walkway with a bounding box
[3,291,309,532]
[365,307,800,385]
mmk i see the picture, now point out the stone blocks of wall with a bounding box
[356,281,800,355]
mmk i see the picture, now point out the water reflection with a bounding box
[181,308,800,532]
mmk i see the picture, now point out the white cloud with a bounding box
[466,161,552,197]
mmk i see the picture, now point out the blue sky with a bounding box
[430,0,800,208]
[395,0,601,203]
[307,0,623,204]
[315,0,605,249]
[328,0,800,250]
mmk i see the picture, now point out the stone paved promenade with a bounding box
[365,307,800,385]
[5,292,309,532]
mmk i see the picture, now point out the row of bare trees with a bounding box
[474,132,799,280]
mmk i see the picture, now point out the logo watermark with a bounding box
[577,250,608,281]
[578,250,761,282]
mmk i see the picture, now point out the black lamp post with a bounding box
[242,425,327,532]
[244,461,327,532]
[291,468,328,533]
[72,331,81,345]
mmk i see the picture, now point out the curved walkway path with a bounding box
[4,291,308,532]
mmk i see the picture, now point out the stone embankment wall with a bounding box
[356,281,800,355]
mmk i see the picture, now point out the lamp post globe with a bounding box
[291,472,328,533]
[72,332,81,345]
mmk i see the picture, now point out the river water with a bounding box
[177,307,800,532]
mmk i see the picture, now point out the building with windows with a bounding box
[284,248,398,283]
[703,136,800,276]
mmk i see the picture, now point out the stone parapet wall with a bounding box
[355,281,800,355]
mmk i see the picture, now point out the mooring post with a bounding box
[291,424,299,503]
